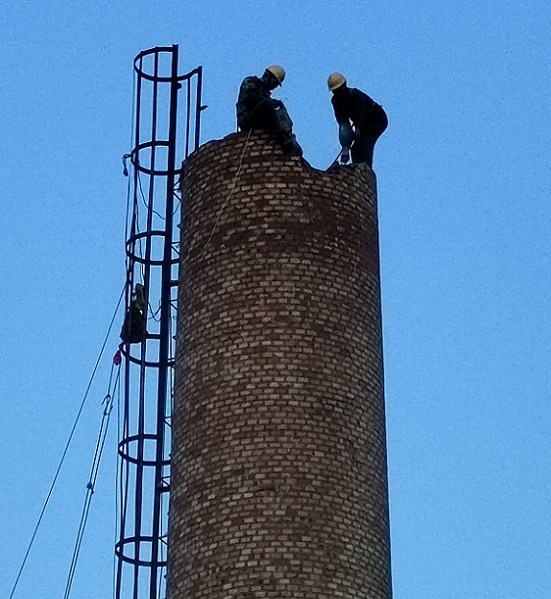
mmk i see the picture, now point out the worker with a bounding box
[236,65,302,156]
[328,72,388,167]
[120,283,147,344]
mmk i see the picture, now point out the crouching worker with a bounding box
[120,283,147,344]
[328,72,388,167]
[237,65,302,157]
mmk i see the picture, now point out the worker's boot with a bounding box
[279,133,303,157]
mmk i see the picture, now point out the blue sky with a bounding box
[1,1,550,597]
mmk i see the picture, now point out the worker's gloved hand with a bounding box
[339,123,354,148]
[340,148,350,164]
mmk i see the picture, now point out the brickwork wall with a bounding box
[168,132,392,599]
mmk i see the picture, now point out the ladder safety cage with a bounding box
[116,45,204,599]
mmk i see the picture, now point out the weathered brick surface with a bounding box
[168,132,392,599]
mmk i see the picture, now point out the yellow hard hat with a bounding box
[266,65,285,85]
[328,72,347,91]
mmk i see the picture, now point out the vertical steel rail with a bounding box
[149,45,179,598]
[134,49,161,599]
[115,45,205,599]
[194,67,203,150]
[184,77,191,158]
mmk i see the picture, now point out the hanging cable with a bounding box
[124,175,145,286]
[148,300,162,322]
[124,70,146,286]
[112,362,122,599]
[114,344,131,599]
[113,346,128,599]
[124,69,137,242]
[191,128,253,261]
[127,162,145,284]
[8,286,125,599]
[62,361,121,599]
[137,169,165,220]
[172,195,181,217]
[328,146,347,169]
[135,208,145,283]
[172,175,183,213]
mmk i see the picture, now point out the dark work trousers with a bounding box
[239,100,301,156]
[351,132,378,167]
[240,99,291,134]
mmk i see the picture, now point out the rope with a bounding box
[191,129,253,261]
[125,165,145,285]
[328,147,347,169]
[112,372,122,599]
[124,69,145,285]
[148,300,162,322]
[123,69,137,242]
[137,169,165,221]
[114,347,131,599]
[112,65,136,599]
[62,363,121,599]
[8,286,125,599]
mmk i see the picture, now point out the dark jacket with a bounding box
[331,87,388,136]
[236,76,272,130]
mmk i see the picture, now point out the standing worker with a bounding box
[328,72,388,167]
[237,66,302,156]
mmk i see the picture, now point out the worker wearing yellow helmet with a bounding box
[328,72,388,167]
[236,66,302,156]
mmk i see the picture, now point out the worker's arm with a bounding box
[237,77,274,130]
[331,94,354,163]
[331,94,354,143]
[239,77,270,112]
[338,123,355,147]
[331,93,351,126]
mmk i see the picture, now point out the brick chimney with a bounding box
[168,132,392,598]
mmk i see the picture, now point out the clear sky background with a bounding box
[1,1,550,598]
